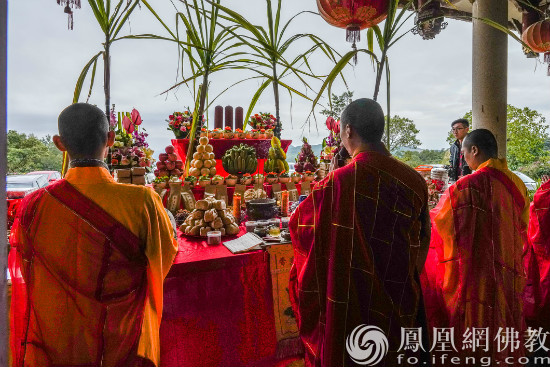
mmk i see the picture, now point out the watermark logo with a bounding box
[346,325,389,366]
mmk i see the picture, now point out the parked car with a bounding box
[513,171,538,192]
[6,174,49,229]
[27,170,61,184]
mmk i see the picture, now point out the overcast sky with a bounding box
[7,1,550,155]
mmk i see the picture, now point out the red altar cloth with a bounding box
[160,229,300,367]
[172,139,292,176]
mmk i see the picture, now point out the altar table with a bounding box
[160,229,303,367]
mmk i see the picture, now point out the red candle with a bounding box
[235,106,244,130]
[214,105,224,129]
[281,191,289,217]
[225,105,234,129]
[233,193,242,222]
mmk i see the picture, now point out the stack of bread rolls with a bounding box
[180,196,240,236]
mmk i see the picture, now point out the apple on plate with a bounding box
[175,160,183,169]
[165,145,175,154]
[168,153,178,162]
[156,161,166,170]
[159,153,169,162]
[165,161,176,171]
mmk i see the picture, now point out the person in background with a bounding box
[448,118,471,182]
[289,98,431,366]
[427,129,529,364]
[523,174,550,332]
[9,103,178,367]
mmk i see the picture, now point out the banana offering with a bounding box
[221,143,258,175]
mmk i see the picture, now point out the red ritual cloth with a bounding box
[524,180,550,331]
[160,228,296,367]
[172,139,292,176]
[429,163,529,363]
[9,180,150,367]
[288,151,430,367]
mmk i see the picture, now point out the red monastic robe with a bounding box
[524,180,550,331]
[9,169,177,367]
[289,151,430,367]
[423,159,529,364]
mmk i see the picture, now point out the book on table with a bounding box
[223,232,266,254]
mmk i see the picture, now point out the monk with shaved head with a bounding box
[9,103,178,367]
[289,98,431,366]
[426,128,529,364]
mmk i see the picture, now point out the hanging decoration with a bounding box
[411,0,448,40]
[57,0,81,30]
[316,0,389,63]
[522,19,550,75]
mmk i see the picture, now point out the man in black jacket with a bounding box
[448,118,471,182]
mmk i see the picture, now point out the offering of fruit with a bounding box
[266,172,278,184]
[294,137,319,173]
[251,129,260,139]
[198,175,211,187]
[226,174,238,186]
[154,145,183,179]
[221,143,258,175]
[223,126,234,139]
[200,127,208,137]
[264,136,289,174]
[211,128,223,139]
[266,129,274,138]
[184,176,197,186]
[212,175,225,185]
[253,173,265,185]
[302,171,315,182]
[291,172,301,183]
[189,137,216,178]
[180,196,240,237]
[235,128,246,139]
[278,171,290,183]
[259,129,266,139]
[240,173,252,186]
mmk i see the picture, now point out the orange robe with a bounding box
[524,180,550,331]
[425,159,529,363]
[289,151,431,367]
[9,167,178,367]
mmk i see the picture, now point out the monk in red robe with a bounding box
[289,98,431,367]
[9,103,178,367]
[425,129,529,364]
[524,178,550,332]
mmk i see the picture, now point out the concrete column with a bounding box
[0,1,7,366]
[472,0,508,158]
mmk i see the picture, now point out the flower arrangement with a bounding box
[321,116,341,162]
[167,110,194,139]
[248,112,279,131]
[111,108,154,169]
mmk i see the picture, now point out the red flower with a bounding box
[224,126,232,131]
[169,115,174,120]
[260,129,265,133]
[326,116,336,132]
[131,108,142,126]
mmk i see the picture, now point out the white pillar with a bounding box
[472,0,508,158]
[0,0,7,366]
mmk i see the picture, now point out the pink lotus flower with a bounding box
[326,116,336,132]
[333,121,340,134]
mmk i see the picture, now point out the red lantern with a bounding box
[317,0,388,61]
[522,19,550,75]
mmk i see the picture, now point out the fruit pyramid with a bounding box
[155,145,183,178]
[222,144,258,175]
[188,136,217,177]
[264,136,289,174]
[294,137,319,173]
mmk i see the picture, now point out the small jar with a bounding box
[207,231,222,245]
[268,226,280,237]
[281,217,290,229]
[254,226,267,237]
[245,221,257,233]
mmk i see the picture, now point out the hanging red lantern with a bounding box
[522,19,550,75]
[57,0,81,30]
[317,0,388,61]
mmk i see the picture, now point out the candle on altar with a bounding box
[225,105,234,129]
[235,106,244,130]
[281,191,289,217]
[214,105,224,130]
[233,193,242,222]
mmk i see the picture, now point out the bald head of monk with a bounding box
[53,103,115,160]
[462,128,498,170]
[339,98,389,157]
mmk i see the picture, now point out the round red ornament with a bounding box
[522,19,550,75]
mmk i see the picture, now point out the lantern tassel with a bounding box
[545,52,550,76]
[346,25,361,65]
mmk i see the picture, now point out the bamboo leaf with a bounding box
[85,56,98,103]
[243,79,272,130]
[73,51,103,104]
